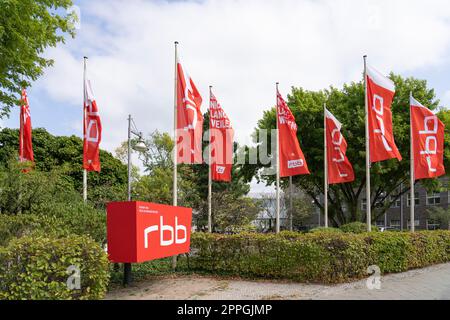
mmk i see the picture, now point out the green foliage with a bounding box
[0,210,106,247]
[0,234,109,300]
[340,222,379,233]
[185,231,450,284]
[0,0,76,116]
[427,206,450,230]
[0,128,128,209]
[309,227,342,234]
[0,160,107,245]
[134,129,255,232]
[254,74,448,226]
[0,213,61,247]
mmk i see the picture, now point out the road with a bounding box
[106,262,450,300]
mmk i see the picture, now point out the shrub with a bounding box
[309,227,342,234]
[0,235,110,300]
[0,210,106,247]
[340,222,379,233]
[185,231,450,284]
[0,214,63,247]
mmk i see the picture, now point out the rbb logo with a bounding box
[216,166,226,174]
[419,116,439,172]
[144,216,187,248]
[373,94,392,152]
[331,129,348,178]
[85,118,100,143]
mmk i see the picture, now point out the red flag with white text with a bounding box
[176,59,203,164]
[410,96,445,180]
[209,92,234,182]
[83,79,102,172]
[326,109,354,184]
[277,91,310,177]
[367,65,402,163]
[19,89,34,164]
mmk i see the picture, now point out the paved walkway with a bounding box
[106,263,450,300]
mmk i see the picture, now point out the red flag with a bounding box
[367,65,402,163]
[410,96,445,180]
[277,91,310,177]
[326,109,355,184]
[19,89,34,164]
[209,92,234,182]
[176,59,203,164]
[83,79,102,172]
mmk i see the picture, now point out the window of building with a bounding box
[390,220,401,228]
[361,198,367,211]
[407,219,420,228]
[407,192,419,207]
[426,192,441,206]
[390,195,401,208]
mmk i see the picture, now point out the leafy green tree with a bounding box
[254,74,450,226]
[0,159,106,244]
[0,0,77,116]
[132,131,201,208]
[0,128,127,208]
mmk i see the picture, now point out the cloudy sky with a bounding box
[3,0,450,193]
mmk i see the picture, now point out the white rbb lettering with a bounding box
[85,119,100,143]
[419,115,438,172]
[144,216,187,248]
[373,94,392,152]
[331,128,348,178]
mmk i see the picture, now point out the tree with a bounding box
[0,128,128,208]
[0,0,77,117]
[132,131,201,208]
[133,125,256,232]
[254,74,450,226]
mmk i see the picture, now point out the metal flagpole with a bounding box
[289,176,293,232]
[123,114,133,286]
[172,41,179,270]
[409,91,415,233]
[208,86,213,233]
[275,82,281,234]
[83,56,88,203]
[364,55,372,232]
[324,103,329,228]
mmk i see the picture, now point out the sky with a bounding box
[3,0,450,194]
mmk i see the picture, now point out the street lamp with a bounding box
[123,114,148,286]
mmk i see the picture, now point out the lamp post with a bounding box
[123,114,148,286]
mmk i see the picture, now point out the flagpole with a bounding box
[289,176,293,231]
[208,86,213,233]
[364,55,371,232]
[324,103,329,228]
[275,82,280,234]
[172,41,179,270]
[409,91,415,233]
[83,56,88,203]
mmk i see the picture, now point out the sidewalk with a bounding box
[106,262,450,300]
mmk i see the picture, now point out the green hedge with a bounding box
[0,235,110,300]
[186,231,450,283]
[0,211,106,247]
[340,222,379,233]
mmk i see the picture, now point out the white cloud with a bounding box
[35,0,450,160]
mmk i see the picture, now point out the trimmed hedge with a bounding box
[0,235,110,300]
[186,231,450,283]
[0,212,106,247]
[340,222,379,233]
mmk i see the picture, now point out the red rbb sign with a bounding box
[107,201,192,263]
